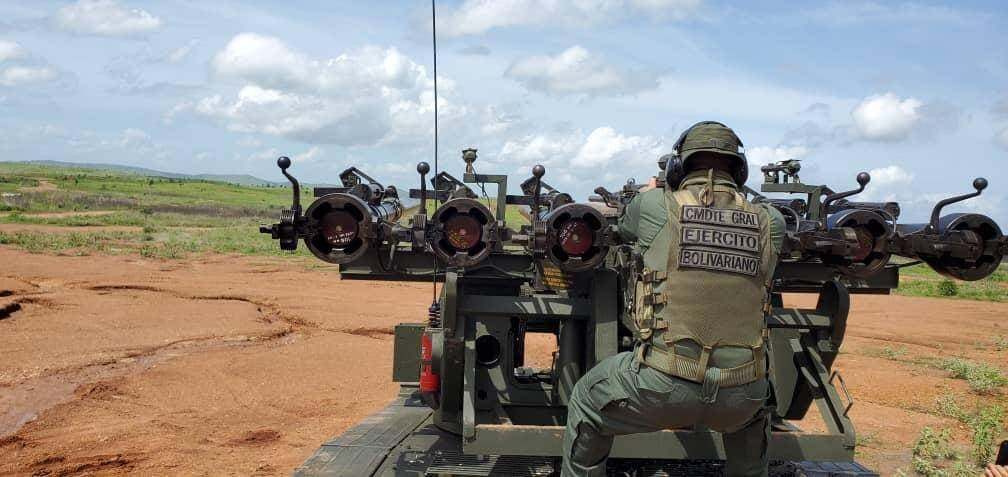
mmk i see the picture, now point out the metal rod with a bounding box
[430,0,439,304]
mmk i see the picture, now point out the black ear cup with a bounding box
[665,156,687,190]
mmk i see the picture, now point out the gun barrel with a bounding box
[369,200,403,224]
[302,192,403,264]
[828,201,900,219]
[893,213,1004,281]
[820,209,892,276]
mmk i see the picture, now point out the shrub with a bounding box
[938,279,958,297]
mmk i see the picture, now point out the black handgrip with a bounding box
[417,162,430,215]
[821,172,870,217]
[277,156,301,218]
[927,177,987,232]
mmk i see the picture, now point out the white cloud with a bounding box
[868,165,913,186]
[802,2,986,26]
[498,127,664,185]
[0,124,172,165]
[0,40,25,62]
[499,131,583,166]
[479,105,523,136]
[0,65,58,87]
[242,146,320,165]
[505,46,659,97]
[236,136,262,148]
[244,147,280,163]
[54,0,161,37]
[853,165,914,202]
[746,145,810,165]
[211,33,310,88]
[190,33,463,147]
[438,0,702,36]
[293,146,323,163]
[851,93,923,141]
[167,39,199,63]
[993,97,1008,119]
[997,127,1008,151]
[0,41,66,88]
[457,45,491,56]
[572,127,663,168]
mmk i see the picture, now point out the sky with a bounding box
[1,0,1006,225]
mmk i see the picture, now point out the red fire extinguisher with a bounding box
[419,329,440,409]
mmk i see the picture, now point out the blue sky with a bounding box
[1,0,1006,224]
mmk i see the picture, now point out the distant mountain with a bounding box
[18,160,284,187]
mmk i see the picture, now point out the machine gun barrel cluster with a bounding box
[263,153,1004,283]
[261,151,1006,475]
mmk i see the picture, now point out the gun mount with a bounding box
[261,153,1005,476]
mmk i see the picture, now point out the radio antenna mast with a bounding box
[430,0,440,307]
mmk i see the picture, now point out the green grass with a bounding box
[932,393,1006,468]
[896,263,1008,302]
[1,210,264,228]
[937,358,1008,394]
[935,392,968,422]
[878,345,909,360]
[867,348,1007,395]
[0,230,136,255]
[0,163,326,259]
[0,162,310,214]
[0,226,314,259]
[969,404,1004,467]
[0,175,38,192]
[912,427,966,476]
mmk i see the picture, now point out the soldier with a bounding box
[562,121,787,477]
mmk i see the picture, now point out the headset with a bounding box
[663,121,748,190]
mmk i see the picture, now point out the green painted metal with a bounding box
[465,425,852,461]
[392,324,424,383]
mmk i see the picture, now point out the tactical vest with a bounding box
[632,171,775,387]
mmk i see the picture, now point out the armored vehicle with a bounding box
[260,152,1006,476]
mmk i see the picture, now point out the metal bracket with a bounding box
[830,370,854,417]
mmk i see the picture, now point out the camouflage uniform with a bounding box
[561,124,786,477]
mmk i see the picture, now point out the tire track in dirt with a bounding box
[85,283,395,339]
[0,248,424,475]
[2,279,398,438]
[0,300,21,320]
[0,281,305,439]
[0,314,299,439]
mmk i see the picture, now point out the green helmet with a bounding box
[666,121,748,188]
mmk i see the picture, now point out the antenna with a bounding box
[430,0,440,309]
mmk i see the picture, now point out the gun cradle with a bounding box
[262,155,1000,476]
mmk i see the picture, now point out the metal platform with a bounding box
[294,390,878,477]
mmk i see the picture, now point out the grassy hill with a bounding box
[17,160,283,186]
[0,162,319,258]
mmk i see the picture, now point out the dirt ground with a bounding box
[1,246,1006,476]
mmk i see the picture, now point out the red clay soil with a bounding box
[0,246,1006,476]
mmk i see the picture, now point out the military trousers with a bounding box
[561,351,771,477]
